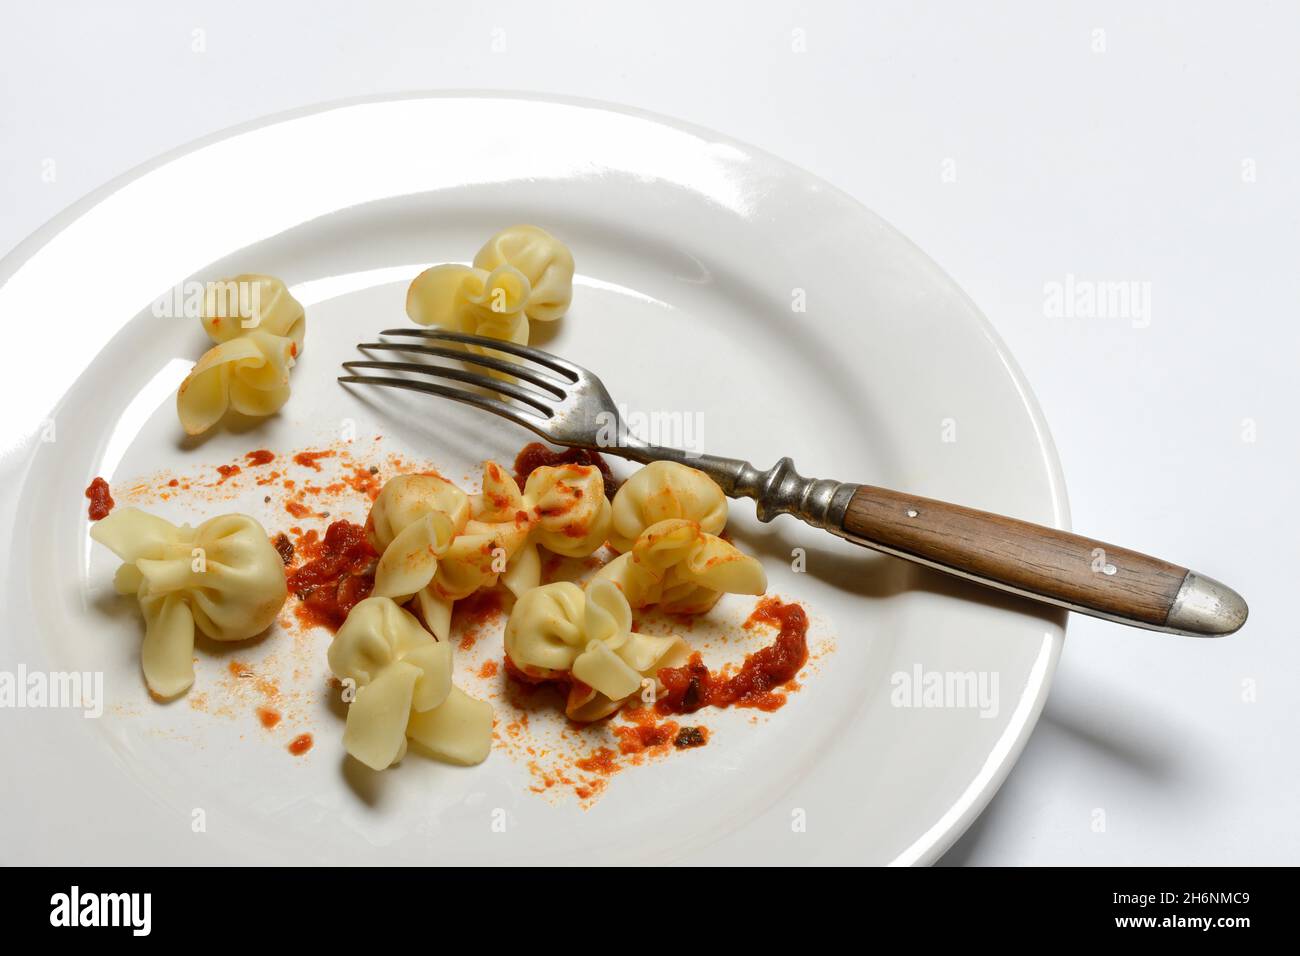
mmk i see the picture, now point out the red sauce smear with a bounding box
[614,705,710,755]
[613,720,678,754]
[454,590,503,651]
[344,464,383,501]
[286,520,378,630]
[513,441,616,499]
[575,747,619,775]
[257,707,281,729]
[674,726,709,748]
[272,533,295,565]
[285,500,313,519]
[228,661,280,700]
[574,781,605,800]
[294,450,335,471]
[656,598,809,714]
[245,449,275,466]
[288,733,313,756]
[216,464,241,483]
[84,477,114,520]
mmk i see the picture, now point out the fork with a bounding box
[340,328,1248,637]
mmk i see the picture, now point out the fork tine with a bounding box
[379,328,583,381]
[341,360,554,415]
[356,341,568,397]
[338,374,550,434]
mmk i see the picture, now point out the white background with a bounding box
[2,0,1295,864]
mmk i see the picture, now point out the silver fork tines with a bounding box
[378,328,581,381]
[342,357,555,414]
[336,369,551,430]
[355,341,568,397]
[338,327,834,523]
[339,325,617,441]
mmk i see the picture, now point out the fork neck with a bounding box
[611,440,858,532]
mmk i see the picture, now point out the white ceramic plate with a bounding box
[0,94,1066,866]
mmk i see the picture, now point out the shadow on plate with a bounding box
[734,516,1066,630]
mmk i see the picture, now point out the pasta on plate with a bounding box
[367,462,611,640]
[505,579,690,722]
[405,225,574,359]
[366,473,464,627]
[176,274,306,435]
[470,224,575,322]
[504,461,612,592]
[593,517,767,614]
[90,507,288,698]
[78,210,808,787]
[327,596,492,770]
[608,460,729,552]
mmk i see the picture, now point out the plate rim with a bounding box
[0,91,1070,866]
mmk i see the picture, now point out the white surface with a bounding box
[0,0,1294,864]
[0,95,1066,866]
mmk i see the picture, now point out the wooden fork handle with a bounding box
[836,485,1247,636]
[638,452,1244,636]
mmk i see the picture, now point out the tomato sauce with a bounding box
[245,449,275,466]
[513,441,616,498]
[454,590,504,651]
[575,747,619,775]
[503,605,808,722]
[656,599,809,714]
[272,532,295,565]
[215,464,241,483]
[293,450,335,471]
[285,500,312,518]
[673,726,709,748]
[286,520,378,630]
[343,464,383,500]
[612,720,678,755]
[288,733,313,756]
[84,477,114,520]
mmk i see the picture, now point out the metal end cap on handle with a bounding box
[1165,572,1249,637]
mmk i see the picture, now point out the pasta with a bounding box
[471,224,575,322]
[593,517,767,614]
[90,507,288,698]
[505,579,689,722]
[405,225,574,355]
[328,597,492,770]
[466,460,537,599]
[176,275,306,435]
[406,263,531,345]
[367,474,465,611]
[368,468,522,640]
[409,462,535,639]
[608,460,729,552]
[367,462,610,640]
[500,463,612,596]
